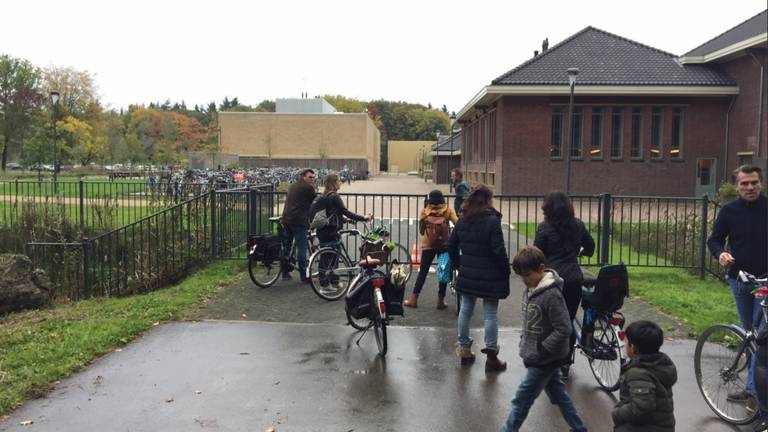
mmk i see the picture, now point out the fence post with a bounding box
[700,194,709,280]
[82,238,91,299]
[79,180,85,229]
[600,193,612,265]
[248,187,257,237]
[211,190,217,259]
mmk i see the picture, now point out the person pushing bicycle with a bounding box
[707,164,767,426]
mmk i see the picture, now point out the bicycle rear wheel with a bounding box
[587,315,623,391]
[307,247,355,301]
[694,324,757,425]
[248,254,280,288]
[372,292,388,357]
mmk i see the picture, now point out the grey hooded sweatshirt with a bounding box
[519,270,572,368]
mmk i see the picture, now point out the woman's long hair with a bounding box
[461,184,494,223]
[323,173,340,193]
[541,191,580,244]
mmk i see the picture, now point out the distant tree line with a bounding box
[0,54,451,172]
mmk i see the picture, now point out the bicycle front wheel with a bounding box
[694,324,757,425]
[248,254,280,288]
[307,247,355,301]
[587,315,623,391]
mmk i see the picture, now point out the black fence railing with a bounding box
[0,179,251,230]
[25,187,726,301]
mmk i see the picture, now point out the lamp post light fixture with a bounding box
[50,91,60,187]
[565,68,579,196]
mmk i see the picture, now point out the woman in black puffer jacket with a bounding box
[534,191,595,378]
[448,185,510,371]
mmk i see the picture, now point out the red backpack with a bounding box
[424,214,450,249]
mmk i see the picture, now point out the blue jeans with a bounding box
[458,294,498,350]
[729,278,764,398]
[283,224,309,278]
[501,366,587,432]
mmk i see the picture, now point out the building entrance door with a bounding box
[695,158,717,197]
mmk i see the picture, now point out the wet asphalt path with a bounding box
[0,320,748,432]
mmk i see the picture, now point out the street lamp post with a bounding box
[565,68,579,195]
[50,91,60,189]
[435,131,441,184]
[449,111,456,192]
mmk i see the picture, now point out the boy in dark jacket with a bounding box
[501,246,587,432]
[612,320,677,432]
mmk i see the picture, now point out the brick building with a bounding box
[456,10,767,196]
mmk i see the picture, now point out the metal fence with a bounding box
[0,179,250,230]
[25,187,725,301]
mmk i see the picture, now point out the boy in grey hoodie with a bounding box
[501,246,587,432]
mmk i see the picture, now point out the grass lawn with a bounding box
[0,201,163,230]
[0,260,245,415]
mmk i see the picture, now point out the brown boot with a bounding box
[455,344,476,366]
[481,347,507,372]
[403,293,418,308]
[436,295,448,310]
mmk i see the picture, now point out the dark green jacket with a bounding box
[613,352,677,432]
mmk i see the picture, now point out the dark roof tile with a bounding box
[492,27,736,86]
[684,10,767,57]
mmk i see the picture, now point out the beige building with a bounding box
[219,112,380,174]
[387,140,432,173]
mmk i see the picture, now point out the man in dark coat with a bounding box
[280,168,316,281]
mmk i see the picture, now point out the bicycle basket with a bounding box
[581,263,629,312]
[359,239,389,262]
[248,234,283,264]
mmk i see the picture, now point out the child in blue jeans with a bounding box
[501,246,587,432]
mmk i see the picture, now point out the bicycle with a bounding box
[569,263,629,391]
[247,216,317,289]
[344,257,392,356]
[694,270,768,426]
[306,220,413,301]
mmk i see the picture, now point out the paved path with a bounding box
[0,321,746,432]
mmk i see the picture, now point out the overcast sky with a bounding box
[2,0,766,114]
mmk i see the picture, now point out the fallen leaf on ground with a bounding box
[195,390,203,395]
[152,322,160,326]
[20,420,33,426]
[241,314,247,318]
[165,397,174,403]
[273,381,280,386]
[265,427,275,432]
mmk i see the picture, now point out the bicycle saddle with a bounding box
[359,256,382,268]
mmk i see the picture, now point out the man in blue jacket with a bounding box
[707,164,767,423]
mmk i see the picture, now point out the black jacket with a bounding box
[448,208,510,299]
[281,180,316,227]
[534,219,595,283]
[707,195,768,279]
[613,352,677,432]
[311,192,366,242]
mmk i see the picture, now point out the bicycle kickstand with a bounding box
[354,325,371,346]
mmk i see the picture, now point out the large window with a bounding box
[570,107,583,159]
[670,107,684,159]
[631,107,643,159]
[610,107,624,159]
[650,107,663,159]
[551,107,563,159]
[590,107,603,159]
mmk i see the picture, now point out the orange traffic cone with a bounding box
[410,239,421,268]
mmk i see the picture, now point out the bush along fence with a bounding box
[0,179,248,231]
[25,187,724,301]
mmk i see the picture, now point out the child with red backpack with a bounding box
[404,190,458,309]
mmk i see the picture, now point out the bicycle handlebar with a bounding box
[738,270,768,285]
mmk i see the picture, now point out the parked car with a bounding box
[6,162,22,170]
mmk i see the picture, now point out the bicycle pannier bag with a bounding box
[382,277,405,316]
[345,278,372,319]
[248,234,283,264]
[424,214,450,249]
